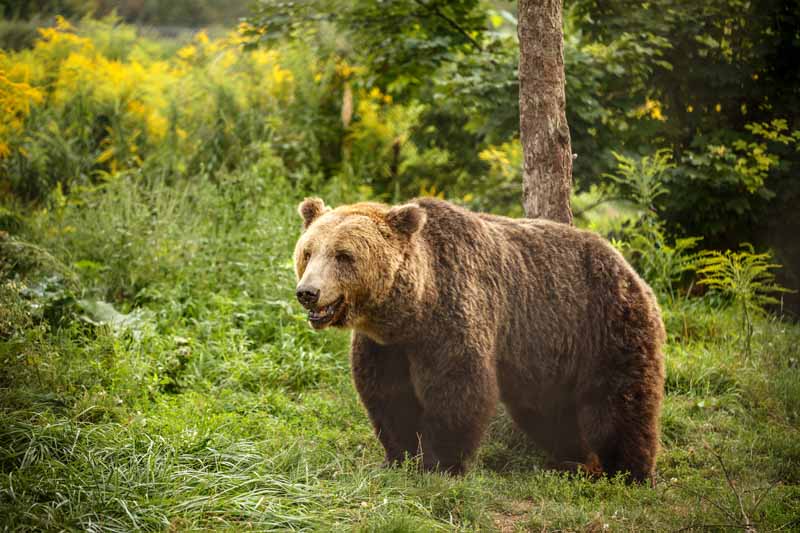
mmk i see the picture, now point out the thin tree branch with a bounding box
[413,0,483,52]
[770,516,800,532]
[672,524,758,532]
[706,444,757,532]
[572,196,627,217]
[676,482,741,524]
[751,480,780,515]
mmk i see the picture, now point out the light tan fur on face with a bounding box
[294,200,423,329]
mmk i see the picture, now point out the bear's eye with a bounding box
[335,251,355,265]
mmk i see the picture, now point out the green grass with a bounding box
[1,169,799,532]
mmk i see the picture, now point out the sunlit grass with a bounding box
[2,170,799,531]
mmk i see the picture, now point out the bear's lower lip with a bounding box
[308,297,345,328]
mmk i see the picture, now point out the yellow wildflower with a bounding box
[195,31,209,45]
[650,105,665,121]
[271,64,294,87]
[419,184,445,199]
[251,49,279,67]
[127,100,147,117]
[177,45,197,61]
[219,50,237,69]
[337,61,354,79]
[0,68,44,158]
[36,15,94,55]
[55,15,72,31]
[635,98,667,121]
[146,112,167,140]
[479,140,522,180]
[96,146,115,164]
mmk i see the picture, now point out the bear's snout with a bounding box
[296,286,320,308]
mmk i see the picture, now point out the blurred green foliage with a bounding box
[3,2,798,245]
[570,0,800,243]
[246,0,800,243]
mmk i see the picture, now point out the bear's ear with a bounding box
[298,197,328,229]
[386,203,426,237]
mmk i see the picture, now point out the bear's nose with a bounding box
[296,286,320,308]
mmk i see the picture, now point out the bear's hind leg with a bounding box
[577,382,661,484]
[351,334,423,465]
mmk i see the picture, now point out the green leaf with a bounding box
[77,299,147,336]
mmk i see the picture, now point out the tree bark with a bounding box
[518,0,573,224]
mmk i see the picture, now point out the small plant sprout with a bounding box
[604,148,674,217]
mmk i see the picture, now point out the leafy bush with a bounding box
[570,0,800,243]
[0,17,300,199]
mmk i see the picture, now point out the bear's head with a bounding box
[293,197,427,331]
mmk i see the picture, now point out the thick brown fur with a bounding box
[293,197,666,481]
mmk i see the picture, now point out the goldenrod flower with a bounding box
[177,45,197,61]
[634,98,667,121]
[195,31,209,45]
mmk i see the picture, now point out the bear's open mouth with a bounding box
[308,296,345,328]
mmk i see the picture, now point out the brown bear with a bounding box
[293,197,665,482]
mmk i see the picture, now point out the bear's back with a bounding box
[413,197,663,378]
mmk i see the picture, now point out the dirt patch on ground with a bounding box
[491,500,531,533]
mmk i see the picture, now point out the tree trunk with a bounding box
[518,0,573,224]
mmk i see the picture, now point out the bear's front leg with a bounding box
[414,347,498,475]
[350,333,423,465]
